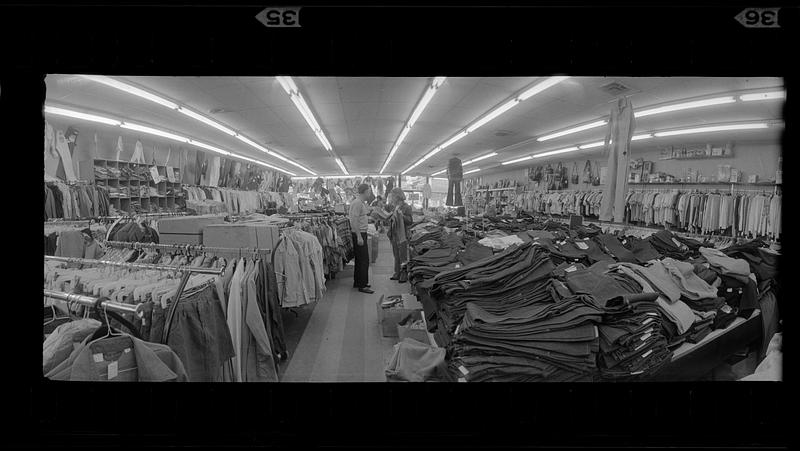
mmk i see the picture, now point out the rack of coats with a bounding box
[44,255,227,381]
[273,225,327,308]
[44,222,108,257]
[43,289,190,382]
[45,179,112,220]
[280,214,354,279]
[101,240,288,379]
[624,189,781,239]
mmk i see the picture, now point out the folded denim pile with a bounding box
[447,290,603,382]
[597,293,672,379]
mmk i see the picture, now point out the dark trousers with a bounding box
[446,179,462,206]
[352,232,370,288]
[390,238,409,278]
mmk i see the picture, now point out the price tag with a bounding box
[458,365,470,376]
[107,361,119,380]
[575,242,589,250]
[640,332,652,341]
[671,238,683,248]
[642,350,653,359]
[149,166,161,183]
[458,377,467,383]
[564,265,578,273]
[721,305,733,314]
[93,353,104,363]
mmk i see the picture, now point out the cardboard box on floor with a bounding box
[397,310,430,345]
[376,294,423,338]
[203,223,281,250]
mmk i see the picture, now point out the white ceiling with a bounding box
[45,75,783,176]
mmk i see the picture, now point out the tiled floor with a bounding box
[280,235,403,382]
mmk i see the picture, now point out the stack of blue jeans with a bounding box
[447,292,603,382]
[597,293,673,380]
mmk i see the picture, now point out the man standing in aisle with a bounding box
[350,183,375,294]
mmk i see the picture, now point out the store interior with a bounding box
[44,75,783,382]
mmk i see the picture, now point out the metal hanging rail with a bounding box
[44,255,223,274]
[103,241,272,256]
[44,255,223,344]
[43,289,143,316]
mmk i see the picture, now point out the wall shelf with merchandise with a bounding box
[79,158,183,214]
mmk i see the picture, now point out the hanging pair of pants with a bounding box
[446,179,462,206]
[390,238,409,278]
[352,232,370,288]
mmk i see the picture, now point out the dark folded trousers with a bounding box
[352,232,370,288]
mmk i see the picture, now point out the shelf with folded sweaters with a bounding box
[79,158,183,215]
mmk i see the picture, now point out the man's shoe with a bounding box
[390,276,398,280]
[358,288,375,294]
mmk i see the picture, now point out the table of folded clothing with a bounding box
[405,215,778,382]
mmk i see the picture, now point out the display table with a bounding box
[652,310,762,381]
[414,286,763,381]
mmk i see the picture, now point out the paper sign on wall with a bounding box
[166,166,176,183]
[150,166,161,183]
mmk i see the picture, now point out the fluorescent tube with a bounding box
[81,75,178,110]
[44,106,121,126]
[538,120,607,142]
[635,96,736,118]
[654,123,769,137]
[121,123,188,143]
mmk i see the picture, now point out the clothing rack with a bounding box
[103,240,272,257]
[45,255,223,344]
[43,289,143,316]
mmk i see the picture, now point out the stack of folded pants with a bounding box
[448,292,603,382]
[597,293,672,380]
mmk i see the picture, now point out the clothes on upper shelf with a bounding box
[45,181,112,220]
[518,190,605,217]
[625,190,781,238]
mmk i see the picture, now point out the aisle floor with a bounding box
[279,235,403,382]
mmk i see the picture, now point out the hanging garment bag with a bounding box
[571,162,580,185]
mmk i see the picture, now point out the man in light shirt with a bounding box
[349,183,375,293]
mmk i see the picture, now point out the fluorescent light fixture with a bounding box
[44,106,122,126]
[400,77,571,175]
[466,99,520,133]
[276,76,299,95]
[579,141,605,150]
[440,130,469,150]
[635,96,736,118]
[178,107,236,136]
[381,76,447,173]
[538,120,607,142]
[631,134,653,141]
[502,156,532,165]
[739,91,785,102]
[278,76,336,157]
[235,134,268,153]
[533,146,579,158]
[407,89,436,129]
[654,123,769,137]
[517,76,570,101]
[432,177,448,181]
[464,168,481,175]
[189,140,231,156]
[81,75,178,110]
[238,155,296,176]
[464,152,498,165]
[120,123,189,143]
[431,169,447,176]
[335,158,348,175]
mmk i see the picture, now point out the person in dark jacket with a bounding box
[387,188,413,282]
